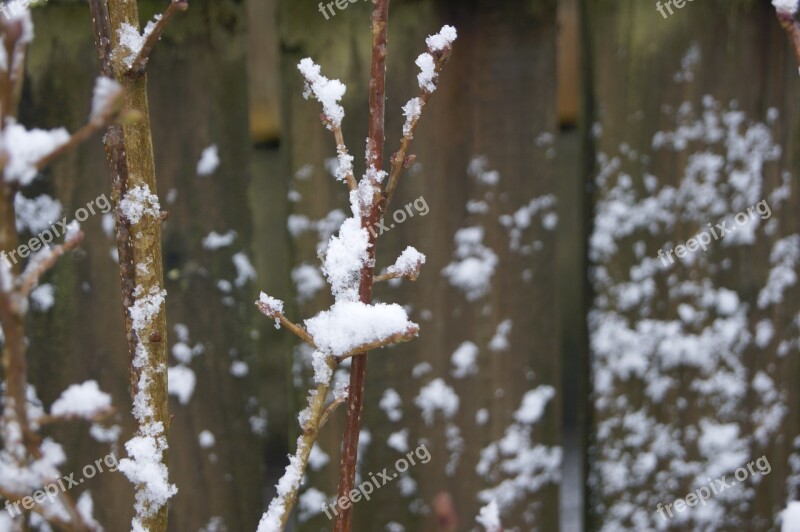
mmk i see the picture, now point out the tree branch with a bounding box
[127,0,188,76]
[335,1,390,530]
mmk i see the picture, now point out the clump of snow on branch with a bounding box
[257,292,284,328]
[120,282,175,528]
[117,17,161,69]
[297,58,346,129]
[773,0,798,15]
[197,144,220,176]
[304,301,418,357]
[426,25,458,52]
[320,217,370,302]
[385,246,426,280]
[415,26,457,93]
[50,381,111,419]
[402,97,422,137]
[256,437,307,532]
[120,185,161,225]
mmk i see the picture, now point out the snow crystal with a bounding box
[774,0,798,14]
[297,58,346,129]
[202,230,236,250]
[386,246,426,280]
[515,386,555,424]
[292,263,325,302]
[118,432,178,523]
[129,285,166,335]
[117,17,161,69]
[426,25,458,52]
[387,429,409,453]
[30,283,55,312]
[334,150,354,183]
[167,365,196,405]
[308,444,329,470]
[257,437,307,532]
[14,193,62,234]
[415,378,459,425]
[298,487,327,523]
[230,361,249,378]
[2,122,69,186]
[198,430,216,449]
[476,500,501,531]
[90,76,121,121]
[415,53,437,93]
[442,227,498,300]
[488,320,512,352]
[50,381,111,419]
[783,501,800,531]
[257,292,284,328]
[304,301,418,357]
[450,341,479,378]
[311,351,332,384]
[120,185,160,225]
[232,252,257,287]
[379,388,403,422]
[402,97,422,137]
[758,235,800,308]
[197,145,220,176]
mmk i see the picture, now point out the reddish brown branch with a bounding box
[335,1,390,530]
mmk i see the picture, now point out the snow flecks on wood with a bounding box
[590,87,798,529]
[476,385,560,518]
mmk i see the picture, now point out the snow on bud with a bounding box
[256,292,284,328]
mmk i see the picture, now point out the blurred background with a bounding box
[14,0,800,530]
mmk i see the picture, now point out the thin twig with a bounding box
[319,393,347,429]
[127,0,188,75]
[383,50,453,211]
[255,301,317,347]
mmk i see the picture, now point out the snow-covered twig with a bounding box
[127,0,188,75]
[383,25,457,211]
